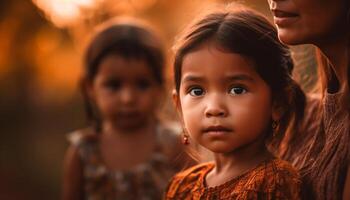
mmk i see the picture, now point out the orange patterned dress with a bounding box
[165,158,300,200]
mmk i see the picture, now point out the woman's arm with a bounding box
[62,146,84,200]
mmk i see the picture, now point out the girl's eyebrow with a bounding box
[181,75,205,83]
[181,74,255,84]
[226,74,255,82]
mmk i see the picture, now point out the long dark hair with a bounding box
[81,18,165,132]
[173,4,305,152]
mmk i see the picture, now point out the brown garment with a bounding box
[281,92,350,199]
[165,159,300,200]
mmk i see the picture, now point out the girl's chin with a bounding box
[205,145,238,155]
[114,120,147,132]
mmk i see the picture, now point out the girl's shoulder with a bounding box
[67,127,97,146]
[165,162,214,197]
[261,158,300,184]
[242,158,300,199]
[66,127,98,162]
[171,162,214,181]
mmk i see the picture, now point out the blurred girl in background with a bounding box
[62,18,193,200]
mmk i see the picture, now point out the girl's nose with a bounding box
[120,87,135,104]
[204,95,227,118]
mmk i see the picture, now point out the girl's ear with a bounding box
[83,79,96,101]
[172,89,183,118]
[272,100,285,122]
[172,89,188,130]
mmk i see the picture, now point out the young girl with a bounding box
[266,0,349,199]
[62,18,193,200]
[165,5,305,199]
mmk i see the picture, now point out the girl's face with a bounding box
[175,44,276,154]
[88,54,161,131]
[267,0,347,45]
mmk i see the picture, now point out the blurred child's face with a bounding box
[267,0,347,45]
[175,44,275,154]
[88,54,161,131]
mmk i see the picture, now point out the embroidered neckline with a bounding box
[199,158,276,191]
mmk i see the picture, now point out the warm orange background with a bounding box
[0,1,316,199]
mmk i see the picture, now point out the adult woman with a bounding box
[266,0,349,199]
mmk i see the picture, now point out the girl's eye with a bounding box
[104,80,121,90]
[189,87,204,96]
[229,87,247,95]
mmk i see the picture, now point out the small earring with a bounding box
[182,134,189,145]
[182,129,190,145]
[271,120,279,138]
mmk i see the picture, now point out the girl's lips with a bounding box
[116,111,140,118]
[204,126,232,132]
[203,125,232,134]
[205,131,231,137]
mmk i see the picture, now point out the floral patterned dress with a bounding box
[68,124,188,200]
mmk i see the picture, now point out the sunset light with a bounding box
[32,0,98,27]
